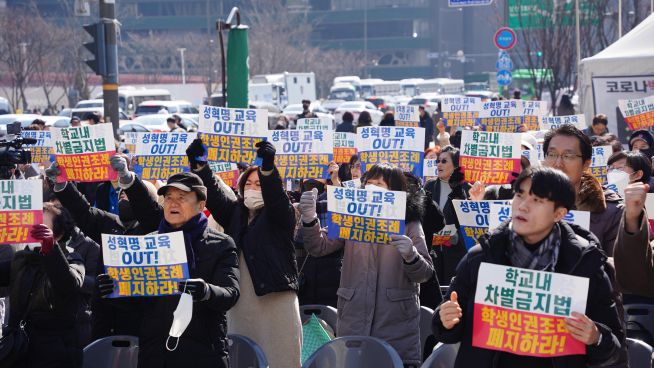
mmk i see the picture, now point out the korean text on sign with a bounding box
[432,224,458,247]
[356,126,425,177]
[132,132,196,180]
[487,203,591,232]
[590,145,612,185]
[296,118,331,131]
[522,100,548,131]
[476,100,524,132]
[453,200,510,249]
[52,124,117,183]
[21,130,54,163]
[0,180,43,244]
[460,131,521,185]
[101,232,189,298]
[423,159,439,178]
[618,95,654,130]
[268,129,333,179]
[198,105,268,165]
[210,162,239,188]
[539,115,586,131]
[473,262,589,357]
[394,105,420,127]
[333,132,357,164]
[441,96,482,128]
[326,186,406,245]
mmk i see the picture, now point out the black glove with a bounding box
[186,138,207,170]
[97,274,115,298]
[178,278,210,301]
[255,140,276,171]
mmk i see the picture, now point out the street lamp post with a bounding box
[575,0,581,67]
[178,48,186,84]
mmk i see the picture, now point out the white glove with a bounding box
[390,234,419,262]
[109,155,135,188]
[299,188,318,223]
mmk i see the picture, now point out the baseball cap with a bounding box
[157,172,207,201]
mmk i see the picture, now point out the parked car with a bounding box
[334,101,384,125]
[0,97,12,115]
[74,99,104,109]
[464,90,499,102]
[321,99,346,113]
[121,114,197,133]
[0,114,42,137]
[365,96,394,113]
[249,101,282,130]
[134,100,198,118]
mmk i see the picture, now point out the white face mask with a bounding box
[243,189,265,210]
[365,183,387,191]
[607,169,631,185]
[166,291,193,351]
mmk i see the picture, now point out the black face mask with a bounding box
[302,104,310,111]
[118,199,135,223]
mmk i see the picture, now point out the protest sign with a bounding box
[394,105,420,127]
[101,232,189,298]
[333,132,357,164]
[341,179,360,189]
[441,96,482,128]
[453,200,510,249]
[432,224,458,247]
[52,124,117,183]
[423,158,439,178]
[476,100,524,132]
[132,132,196,180]
[645,194,654,231]
[123,132,138,154]
[473,262,589,357]
[356,126,425,177]
[539,115,586,131]
[209,162,240,188]
[198,105,268,165]
[460,131,521,184]
[268,130,333,179]
[618,95,654,130]
[297,118,331,131]
[589,145,612,185]
[326,186,406,245]
[487,203,591,231]
[522,100,548,131]
[0,180,43,244]
[21,130,53,163]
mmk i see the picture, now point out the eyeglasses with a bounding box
[437,159,448,164]
[544,152,582,163]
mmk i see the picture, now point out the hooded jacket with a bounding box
[432,221,626,368]
[301,189,434,366]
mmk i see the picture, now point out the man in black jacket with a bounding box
[433,167,626,368]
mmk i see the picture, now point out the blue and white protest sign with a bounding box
[101,232,189,298]
[539,114,586,131]
[21,130,53,163]
[296,118,331,131]
[123,132,139,154]
[590,145,612,185]
[326,186,406,244]
[198,105,268,165]
[356,126,425,177]
[477,100,523,132]
[342,179,361,189]
[394,105,420,127]
[522,100,548,130]
[487,203,591,231]
[132,132,196,180]
[441,96,482,128]
[449,0,493,6]
[268,130,333,179]
[453,200,510,249]
[423,159,439,178]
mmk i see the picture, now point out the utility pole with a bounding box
[178,48,186,84]
[100,0,119,140]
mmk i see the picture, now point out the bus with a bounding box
[360,79,401,97]
[96,87,171,117]
[415,78,465,95]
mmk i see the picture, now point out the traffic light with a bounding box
[83,23,106,76]
[537,51,543,57]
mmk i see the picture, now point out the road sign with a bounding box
[496,51,513,71]
[494,27,517,50]
[496,70,512,86]
[449,0,493,6]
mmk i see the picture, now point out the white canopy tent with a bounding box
[578,13,654,142]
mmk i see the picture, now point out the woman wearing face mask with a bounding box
[186,139,302,368]
[298,164,434,368]
[608,151,654,190]
[423,146,471,285]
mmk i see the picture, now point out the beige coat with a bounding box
[302,220,433,366]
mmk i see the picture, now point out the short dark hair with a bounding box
[592,114,608,126]
[358,111,372,125]
[166,117,176,123]
[512,167,576,210]
[439,145,460,167]
[607,151,652,185]
[342,111,354,122]
[32,119,46,126]
[543,124,592,162]
[362,163,408,192]
[43,202,76,242]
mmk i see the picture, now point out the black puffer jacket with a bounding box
[432,221,627,368]
[196,165,299,296]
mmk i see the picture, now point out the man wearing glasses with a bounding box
[542,125,623,255]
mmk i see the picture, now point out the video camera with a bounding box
[0,122,36,179]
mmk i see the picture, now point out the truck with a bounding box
[360,79,401,98]
[249,72,316,108]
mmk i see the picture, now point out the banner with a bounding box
[198,105,268,165]
[268,130,333,179]
[589,145,612,185]
[209,162,240,188]
[432,224,458,247]
[333,132,357,164]
[460,131,521,184]
[297,118,331,131]
[52,124,117,183]
[473,262,589,357]
[356,126,425,177]
[441,96,482,128]
[618,95,654,130]
[132,132,196,180]
[522,100,548,131]
[342,179,360,189]
[539,115,586,131]
[477,100,524,132]
[123,132,138,154]
[326,186,406,244]
[21,130,53,163]
[101,232,189,298]
[487,203,591,231]
[0,180,43,244]
[394,105,420,127]
[423,158,439,178]
[453,200,510,249]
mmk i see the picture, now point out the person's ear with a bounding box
[198,200,206,212]
[632,170,644,181]
[582,158,591,172]
[553,207,567,223]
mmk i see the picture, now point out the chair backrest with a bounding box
[300,304,339,333]
[420,342,459,368]
[624,304,654,346]
[82,335,139,368]
[228,334,269,368]
[419,306,435,358]
[626,338,653,368]
[302,336,404,368]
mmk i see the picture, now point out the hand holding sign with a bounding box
[299,188,318,223]
[178,278,210,301]
[469,181,486,201]
[624,182,649,233]
[45,162,66,191]
[564,312,600,345]
[440,291,462,330]
[110,155,134,186]
[186,138,207,170]
[97,274,116,298]
[31,224,55,255]
[390,234,418,262]
[256,140,276,171]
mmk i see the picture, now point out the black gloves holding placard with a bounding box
[255,140,276,171]
[186,138,207,171]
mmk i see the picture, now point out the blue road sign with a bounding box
[496,51,513,71]
[496,70,513,86]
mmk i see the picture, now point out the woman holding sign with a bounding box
[298,164,434,367]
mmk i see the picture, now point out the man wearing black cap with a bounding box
[629,129,654,160]
[99,160,240,368]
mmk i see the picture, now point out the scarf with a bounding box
[508,222,561,271]
[158,212,208,273]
